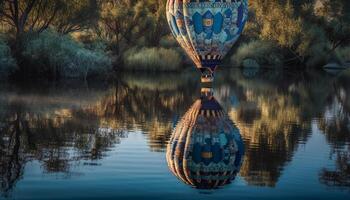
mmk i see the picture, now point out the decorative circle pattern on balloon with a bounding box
[166,95,244,189]
[166,0,248,73]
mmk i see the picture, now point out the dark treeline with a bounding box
[0,0,350,80]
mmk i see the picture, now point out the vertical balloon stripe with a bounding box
[183,110,198,185]
[237,3,244,27]
[170,15,180,35]
[174,0,195,59]
[166,0,178,40]
[183,6,203,63]
[183,6,202,67]
[213,13,223,34]
[192,12,203,34]
[203,11,214,34]
[168,1,197,65]
[238,2,249,35]
[168,0,176,34]
[177,1,202,66]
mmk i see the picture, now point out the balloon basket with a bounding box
[200,75,214,98]
[201,87,214,98]
[201,76,214,83]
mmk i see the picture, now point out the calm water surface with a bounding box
[0,69,349,199]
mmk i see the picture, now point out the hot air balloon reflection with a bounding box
[166,0,248,82]
[166,89,244,189]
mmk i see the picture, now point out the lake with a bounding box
[0,68,349,200]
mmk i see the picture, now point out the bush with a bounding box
[22,31,112,79]
[336,47,350,63]
[123,47,182,71]
[304,42,331,67]
[297,25,332,67]
[231,40,284,67]
[159,36,178,49]
[0,38,16,78]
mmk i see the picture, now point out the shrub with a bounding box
[0,38,16,78]
[304,42,331,67]
[336,47,350,63]
[22,31,112,79]
[159,35,190,64]
[159,36,178,49]
[297,25,332,67]
[123,47,182,71]
[231,40,284,67]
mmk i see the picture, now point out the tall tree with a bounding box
[0,0,99,37]
[315,0,350,50]
[97,0,169,56]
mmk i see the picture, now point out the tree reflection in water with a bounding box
[216,71,313,187]
[0,111,26,197]
[318,72,350,190]
[215,69,350,187]
[0,73,198,197]
[0,69,350,196]
[320,149,350,189]
[0,84,128,197]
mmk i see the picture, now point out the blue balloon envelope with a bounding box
[166,94,244,189]
[166,0,248,82]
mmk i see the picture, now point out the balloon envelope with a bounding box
[166,0,248,74]
[166,95,244,189]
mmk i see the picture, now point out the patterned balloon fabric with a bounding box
[166,0,248,73]
[166,95,244,189]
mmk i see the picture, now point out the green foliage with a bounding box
[297,25,332,67]
[22,31,112,79]
[0,37,16,78]
[98,0,168,54]
[243,0,350,68]
[123,47,182,72]
[314,0,350,47]
[336,47,350,63]
[250,0,303,48]
[53,0,100,34]
[159,35,178,49]
[0,0,99,36]
[231,40,284,67]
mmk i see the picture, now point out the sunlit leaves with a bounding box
[251,0,303,48]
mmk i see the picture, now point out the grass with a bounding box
[123,47,182,72]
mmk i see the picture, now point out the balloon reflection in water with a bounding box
[166,89,244,189]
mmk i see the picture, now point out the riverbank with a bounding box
[1,1,349,80]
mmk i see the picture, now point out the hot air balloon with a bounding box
[166,0,248,83]
[166,88,244,189]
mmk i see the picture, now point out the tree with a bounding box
[0,0,99,39]
[53,0,99,34]
[97,0,168,56]
[315,0,350,51]
[0,0,63,38]
[245,0,350,66]
[248,0,304,63]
